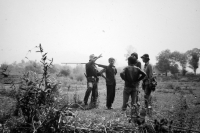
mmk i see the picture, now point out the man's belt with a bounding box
[87,76,97,82]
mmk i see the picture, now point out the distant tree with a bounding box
[186,48,200,75]
[170,51,188,76]
[59,65,72,77]
[49,65,58,74]
[73,64,84,75]
[182,69,188,76]
[155,49,171,76]
[60,69,71,77]
[25,61,42,73]
[124,45,137,60]
[170,64,179,75]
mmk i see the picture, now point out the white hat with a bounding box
[89,54,97,60]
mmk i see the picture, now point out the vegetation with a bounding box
[0,45,200,132]
[155,48,200,76]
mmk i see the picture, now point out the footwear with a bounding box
[106,107,113,110]
[121,109,126,111]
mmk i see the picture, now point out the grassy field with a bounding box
[1,74,200,132]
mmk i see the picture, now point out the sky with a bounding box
[0,0,200,72]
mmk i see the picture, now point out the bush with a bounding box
[75,74,85,81]
[186,72,195,77]
[60,69,71,77]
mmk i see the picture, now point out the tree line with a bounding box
[155,48,200,76]
[0,60,85,81]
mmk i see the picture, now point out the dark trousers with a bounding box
[122,86,137,111]
[106,84,116,108]
[84,82,98,105]
[143,84,152,108]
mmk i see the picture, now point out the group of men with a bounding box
[83,53,153,110]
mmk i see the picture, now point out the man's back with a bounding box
[121,65,146,88]
[125,66,141,82]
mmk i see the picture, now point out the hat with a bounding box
[89,54,97,60]
[131,52,138,59]
[141,54,150,60]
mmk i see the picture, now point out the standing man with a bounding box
[84,54,102,106]
[120,56,146,111]
[131,52,141,69]
[141,54,153,109]
[131,52,141,105]
[96,57,117,109]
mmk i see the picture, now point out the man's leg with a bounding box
[130,89,137,106]
[91,82,98,105]
[122,87,130,111]
[144,85,152,108]
[84,83,92,105]
[130,88,138,116]
[106,85,112,108]
[135,82,140,104]
[111,83,116,105]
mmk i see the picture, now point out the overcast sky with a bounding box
[0,0,200,72]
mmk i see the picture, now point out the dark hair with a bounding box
[128,56,136,65]
[108,57,115,62]
[131,52,138,59]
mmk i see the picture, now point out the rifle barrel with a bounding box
[61,63,86,64]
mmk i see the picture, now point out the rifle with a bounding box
[61,63,87,65]
[61,54,102,65]
[62,63,108,80]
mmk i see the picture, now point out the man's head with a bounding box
[128,56,137,65]
[141,54,150,63]
[89,54,97,62]
[131,52,138,59]
[108,57,115,66]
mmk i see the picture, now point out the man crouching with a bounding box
[120,56,146,111]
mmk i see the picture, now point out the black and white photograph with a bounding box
[0,0,200,132]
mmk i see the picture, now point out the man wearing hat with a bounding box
[84,54,102,106]
[96,57,117,109]
[141,54,153,109]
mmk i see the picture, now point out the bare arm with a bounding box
[120,68,126,81]
[137,62,141,69]
[96,63,107,69]
[91,54,102,63]
[137,69,146,82]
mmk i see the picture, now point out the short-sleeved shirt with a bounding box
[99,64,117,85]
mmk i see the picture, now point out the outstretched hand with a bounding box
[98,54,102,58]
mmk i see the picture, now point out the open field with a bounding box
[1,74,200,132]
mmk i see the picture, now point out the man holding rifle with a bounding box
[83,54,102,107]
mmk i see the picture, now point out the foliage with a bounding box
[155,49,171,76]
[181,69,188,76]
[170,51,188,76]
[75,73,85,82]
[186,48,200,75]
[124,45,137,60]
[169,64,179,75]
[2,44,64,133]
[48,64,58,74]
[24,61,42,73]
[60,69,71,77]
